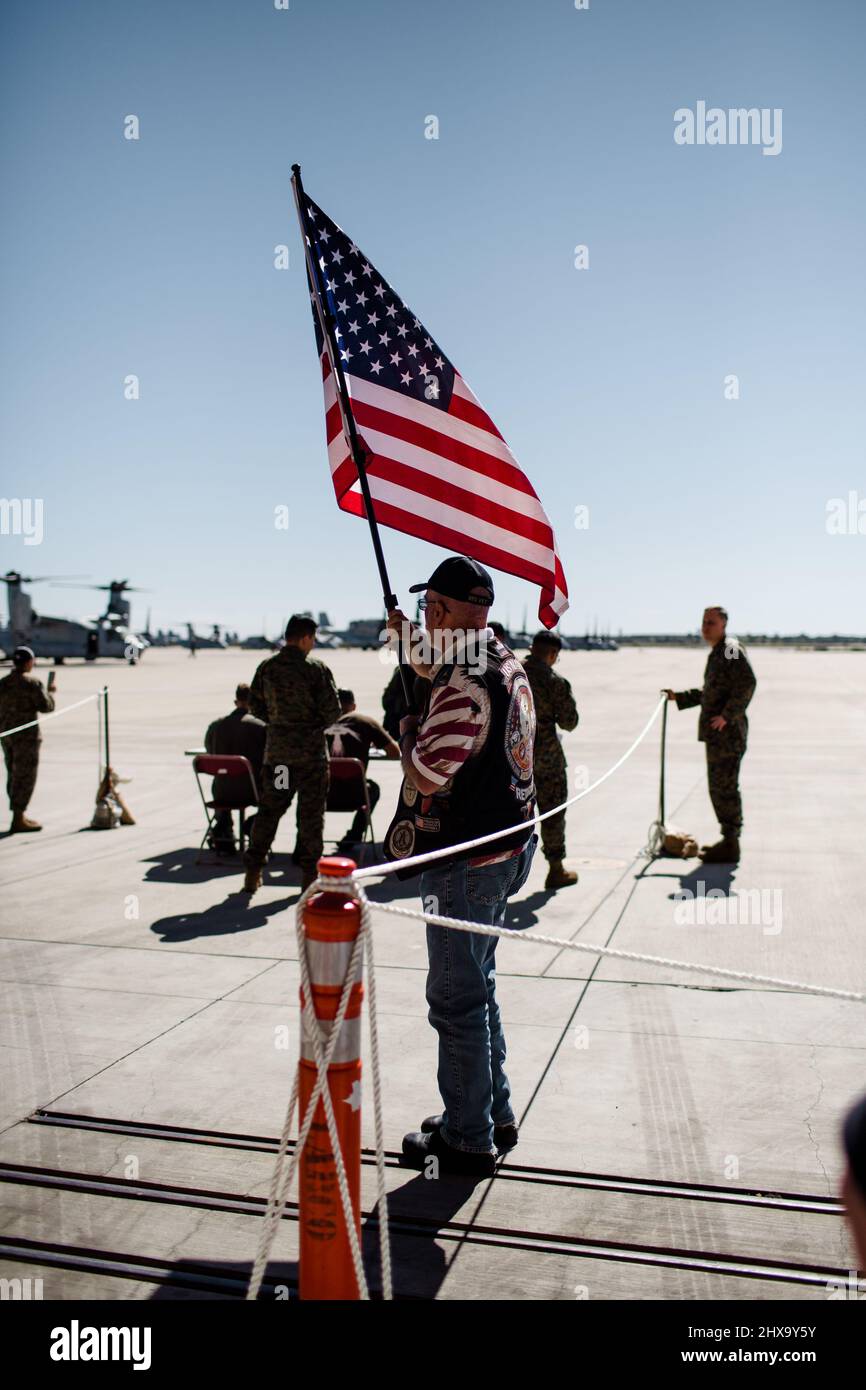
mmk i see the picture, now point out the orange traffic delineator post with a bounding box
[298,856,364,1300]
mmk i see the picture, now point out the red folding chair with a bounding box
[192,754,259,862]
[325,756,375,862]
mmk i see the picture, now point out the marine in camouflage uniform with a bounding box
[0,647,55,831]
[524,631,579,890]
[243,615,340,892]
[669,607,757,864]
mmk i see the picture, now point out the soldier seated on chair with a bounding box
[327,688,400,850]
[204,683,266,853]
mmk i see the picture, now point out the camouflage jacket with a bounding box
[523,653,579,755]
[249,646,340,765]
[675,637,757,752]
[0,671,55,744]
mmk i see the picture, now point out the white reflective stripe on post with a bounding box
[305,937,358,987]
[301,1013,362,1065]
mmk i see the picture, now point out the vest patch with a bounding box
[505,673,534,779]
[383,642,536,878]
[389,819,416,857]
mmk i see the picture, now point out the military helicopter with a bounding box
[179,623,227,651]
[0,573,148,663]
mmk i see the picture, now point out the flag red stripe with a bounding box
[448,377,507,442]
[337,489,565,618]
[361,450,554,548]
[350,397,539,500]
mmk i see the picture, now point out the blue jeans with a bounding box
[419,834,537,1153]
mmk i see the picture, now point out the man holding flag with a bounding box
[385,557,538,1175]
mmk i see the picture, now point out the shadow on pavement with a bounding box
[505,888,554,929]
[653,861,739,898]
[150,893,298,942]
[142,847,247,883]
[147,1169,479,1299]
[363,1168,485,1299]
[362,872,424,903]
[148,1259,297,1300]
[142,846,305,884]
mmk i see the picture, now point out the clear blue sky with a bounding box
[2,0,864,637]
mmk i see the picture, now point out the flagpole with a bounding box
[291,163,413,708]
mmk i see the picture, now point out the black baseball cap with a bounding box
[13,646,35,665]
[409,555,495,606]
[844,1092,866,1199]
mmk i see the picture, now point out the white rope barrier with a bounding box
[249,869,863,1301]
[250,690,863,1299]
[352,694,666,881]
[358,894,866,1003]
[0,690,103,741]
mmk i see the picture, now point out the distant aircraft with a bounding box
[0,573,148,664]
[179,623,227,650]
[331,617,385,650]
[562,620,618,652]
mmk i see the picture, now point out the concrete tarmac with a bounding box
[1,645,863,1299]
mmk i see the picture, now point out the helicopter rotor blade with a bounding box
[50,581,152,593]
[5,574,91,585]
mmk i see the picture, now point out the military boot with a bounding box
[700,837,740,864]
[242,867,262,895]
[545,860,578,890]
[421,1112,519,1154]
[10,813,42,833]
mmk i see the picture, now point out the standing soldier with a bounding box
[524,631,579,890]
[243,614,340,894]
[664,605,757,864]
[0,646,55,832]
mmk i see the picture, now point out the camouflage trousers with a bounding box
[3,736,40,813]
[706,744,744,839]
[534,754,568,863]
[244,760,329,874]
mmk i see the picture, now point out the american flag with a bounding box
[296,188,569,627]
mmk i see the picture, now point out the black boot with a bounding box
[421,1112,518,1153]
[700,836,740,864]
[401,1125,495,1176]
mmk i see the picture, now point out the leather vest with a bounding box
[383,642,536,879]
